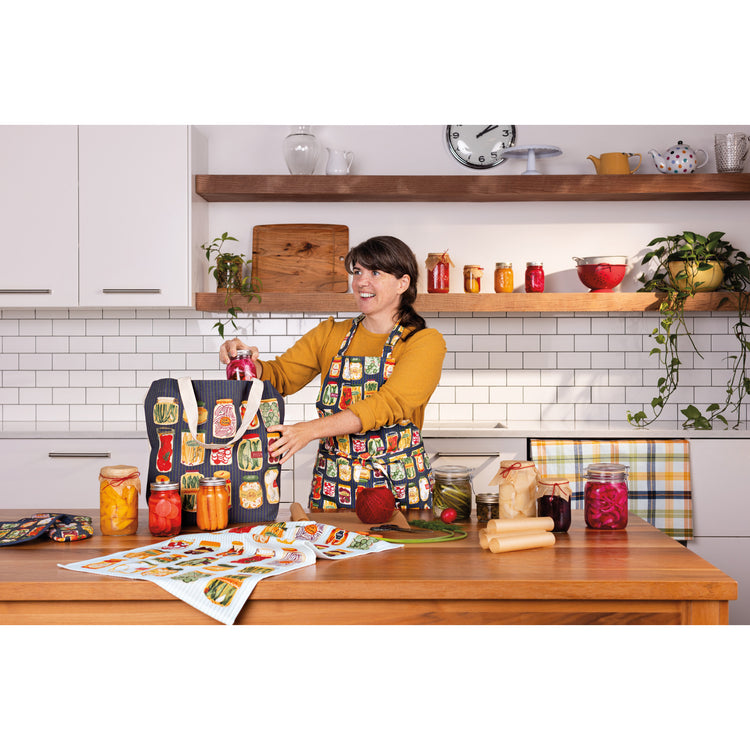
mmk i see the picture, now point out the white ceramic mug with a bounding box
[715,133,749,173]
[326,148,354,175]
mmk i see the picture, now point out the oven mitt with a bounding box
[0,513,93,546]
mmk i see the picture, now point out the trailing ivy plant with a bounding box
[627,231,750,429]
[201,232,261,339]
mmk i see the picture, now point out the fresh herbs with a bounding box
[627,231,750,429]
[201,232,261,339]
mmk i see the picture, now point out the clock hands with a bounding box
[475,125,499,138]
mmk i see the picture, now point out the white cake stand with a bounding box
[501,145,563,174]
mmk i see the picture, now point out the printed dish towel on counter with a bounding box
[58,521,401,625]
[529,439,693,540]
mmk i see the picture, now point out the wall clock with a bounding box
[445,125,517,169]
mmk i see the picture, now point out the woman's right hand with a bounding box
[219,338,261,377]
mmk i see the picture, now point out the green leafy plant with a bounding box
[627,231,750,429]
[201,232,261,339]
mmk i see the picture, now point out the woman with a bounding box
[219,235,446,510]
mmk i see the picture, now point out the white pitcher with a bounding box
[325,148,354,175]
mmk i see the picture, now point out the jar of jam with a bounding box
[475,492,500,522]
[536,477,571,532]
[525,261,545,293]
[226,349,257,380]
[425,252,453,293]
[494,262,514,293]
[584,463,629,530]
[148,482,182,537]
[433,465,472,520]
[463,265,483,293]
[99,465,140,536]
[196,477,230,531]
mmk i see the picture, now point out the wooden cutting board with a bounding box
[251,223,349,293]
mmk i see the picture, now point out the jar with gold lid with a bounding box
[463,265,483,293]
[196,476,230,531]
[475,492,500,522]
[494,262,514,293]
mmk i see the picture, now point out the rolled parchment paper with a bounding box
[488,531,556,554]
[486,516,554,535]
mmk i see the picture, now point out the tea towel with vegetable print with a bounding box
[530,439,692,540]
[59,520,401,625]
[144,377,284,527]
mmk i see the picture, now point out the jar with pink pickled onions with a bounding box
[584,463,629,530]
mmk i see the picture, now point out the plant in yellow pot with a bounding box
[628,231,750,429]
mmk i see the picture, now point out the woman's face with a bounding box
[351,263,409,320]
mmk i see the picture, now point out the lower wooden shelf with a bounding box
[195,291,746,314]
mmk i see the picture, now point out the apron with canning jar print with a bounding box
[309,315,434,511]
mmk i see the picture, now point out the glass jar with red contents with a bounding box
[148,482,182,537]
[226,349,257,380]
[536,477,572,532]
[525,261,545,293]
[584,463,629,530]
[425,252,453,293]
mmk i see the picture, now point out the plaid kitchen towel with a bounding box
[529,439,692,540]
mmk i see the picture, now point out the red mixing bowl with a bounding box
[573,256,627,292]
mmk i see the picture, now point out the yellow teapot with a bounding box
[587,152,642,175]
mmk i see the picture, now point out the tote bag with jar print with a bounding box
[144,377,284,526]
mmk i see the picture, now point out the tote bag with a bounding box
[144,377,284,526]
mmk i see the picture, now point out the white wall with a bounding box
[0,124,748,428]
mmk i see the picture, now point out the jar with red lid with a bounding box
[525,261,545,293]
[148,482,182,537]
[226,349,257,380]
[425,252,453,293]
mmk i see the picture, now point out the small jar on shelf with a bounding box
[494,262,514,293]
[463,265,483,293]
[525,261,545,293]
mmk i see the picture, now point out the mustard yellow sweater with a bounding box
[258,317,446,432]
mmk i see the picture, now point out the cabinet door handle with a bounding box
[102,289,162,294]
[0,289,52,294]
[48,451,112,458]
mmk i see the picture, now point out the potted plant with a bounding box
[627,231,750,429]
[201,232,261,338]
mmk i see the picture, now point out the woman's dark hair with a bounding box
[345,235,426,339]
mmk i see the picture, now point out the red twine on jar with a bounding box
[498,461,526,478]
[99,470,141,487]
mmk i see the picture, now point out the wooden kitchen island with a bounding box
[0,509,737,625]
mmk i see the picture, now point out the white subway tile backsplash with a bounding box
[3,371,35,387]
[52,320,86,336]
[19,320,53,336]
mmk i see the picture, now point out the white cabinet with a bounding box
[79,125,205,308]
[0,126,79,307]
[688,438,750,624]
[0,436,150,510]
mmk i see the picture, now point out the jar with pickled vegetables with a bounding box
[494,262,514,293]
[536,477,571,532]
[584,463,629,530]
[148,482,182,537]
[425,252,453,293]
[475,492,500,522]
[491,460,539,518]
[196,477,230,531]
[226,349,257,380]
[463,265,483,293]
[433,465,472,520]
[99,465,141,536]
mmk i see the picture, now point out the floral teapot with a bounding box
[648,140,708,174]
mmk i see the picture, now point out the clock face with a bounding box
[445,125,516,169]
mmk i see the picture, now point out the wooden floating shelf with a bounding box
[194,174,750,203]
[195,291,748,314]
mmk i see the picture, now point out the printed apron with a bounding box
[309,315,434,510]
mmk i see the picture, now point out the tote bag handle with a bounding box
[177,377,265,449]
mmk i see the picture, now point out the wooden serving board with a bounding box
[251,223,349,293]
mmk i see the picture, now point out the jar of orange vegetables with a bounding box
[197,477,230,531]
[99,465,140,536]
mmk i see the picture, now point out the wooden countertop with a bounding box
[0,509,737,625]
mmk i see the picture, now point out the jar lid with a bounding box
[495,262,512,268]
[434,464,472,478]
[99,464,140,478]
[150,482,179,491]
[526,261,543,266]
[584,462,629,479]
[232,349,251,358]
[538,476,572,498]
[463,265,483,270]
[475,492,499,504]
[199,477,229,487]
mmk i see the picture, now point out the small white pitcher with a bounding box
[326,148,354,175]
